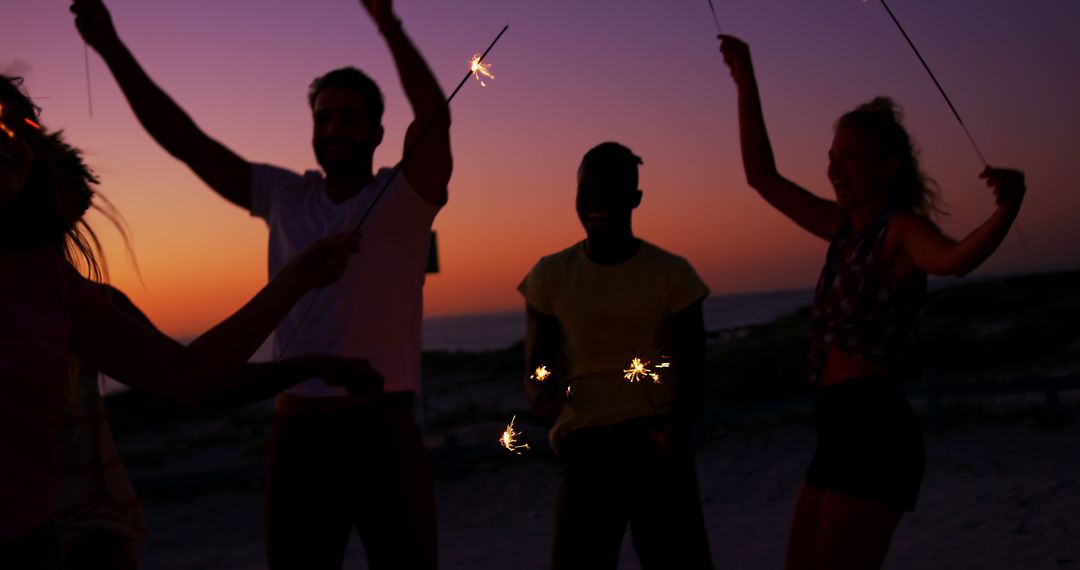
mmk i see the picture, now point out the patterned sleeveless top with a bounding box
[808,211,926,385]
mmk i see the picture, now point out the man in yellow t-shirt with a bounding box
[519,142,713,569]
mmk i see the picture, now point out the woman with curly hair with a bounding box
[0,75,381,568]
[717,36,1026,569]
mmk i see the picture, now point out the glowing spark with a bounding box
[623,357,653,383]
[531,365,551,382]
[500,415,529,454]
[469,54,495,87]
[655,363,670,369]
[649,373,662,384]
[0,104,15,139]
[0,104,41,140]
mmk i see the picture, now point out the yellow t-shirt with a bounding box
[519,240,709,444]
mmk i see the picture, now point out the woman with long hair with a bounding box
[0,75,381,567]
[717,36,1025,569]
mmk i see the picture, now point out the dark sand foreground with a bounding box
[126,405,1079,570]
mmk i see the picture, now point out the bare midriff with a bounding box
[820,345,889,387]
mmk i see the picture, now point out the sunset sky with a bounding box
[4,0,1079,337]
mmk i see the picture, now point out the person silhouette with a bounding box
[520,142,713,569]
[72,0,452,566]
[719,34,1026,570]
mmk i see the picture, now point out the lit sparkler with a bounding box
[500,415,530,454]
[622,358,652,384]
[531,365,551,382]
[469,54,495,87]
[274,24,509,360]
[0,103,14,139]
[0,103,41,139]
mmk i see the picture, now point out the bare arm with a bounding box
[72,0,252,209]
[362,0,452,206]
[523,304,563,424]
[899,167,1025,276]
[206,357,383,408]
[719,35,843,240]
[72,233,360,404]
[670,300,707,424]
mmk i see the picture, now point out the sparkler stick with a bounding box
[876,0,986,166]
[500,415,530,454]
[83,42,94,118]
[348,23,508,237]
[705,0,723,35]
[873,2,1027,243]
[275,24,509,360]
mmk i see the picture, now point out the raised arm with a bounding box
[362,0,452,206]
[71,0,252,209]
[523,304,563,424]
[72,233,361,404]
[897,166,1025,277]
[719,35,843,240]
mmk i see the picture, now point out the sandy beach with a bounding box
[121,398,1079,570]
[103,273,1080,569]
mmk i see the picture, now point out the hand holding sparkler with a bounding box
[277,231,362,292]
[717,34,753,86]
[71,0,120,52]
[527,363,560,420]
[980,166,1026,214]
[359,0,398,33]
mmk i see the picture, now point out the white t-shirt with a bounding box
[251,164,439,396]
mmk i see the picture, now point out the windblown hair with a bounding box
[308,67,385,124]
[836,97,945,219]
[581,141,644,191]
[0,75,131,282]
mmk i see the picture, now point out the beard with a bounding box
[314,137,374,179]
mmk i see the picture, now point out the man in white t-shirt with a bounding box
[519,142,713,569]
[74,0,450,567]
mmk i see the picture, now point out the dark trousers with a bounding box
[551,419,713,570]
[0,519,64,570]
[265,393,437,570]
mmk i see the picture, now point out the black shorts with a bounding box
[805,376,925,512]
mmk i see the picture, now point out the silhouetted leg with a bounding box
[630,431,712,569]
[785,482,825,570]
[64,533,140,570]
[0,519,64,570]
[814,492,902,570]
[355,398,437,570]
[265,411,352,570]
[551,428,630,570]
